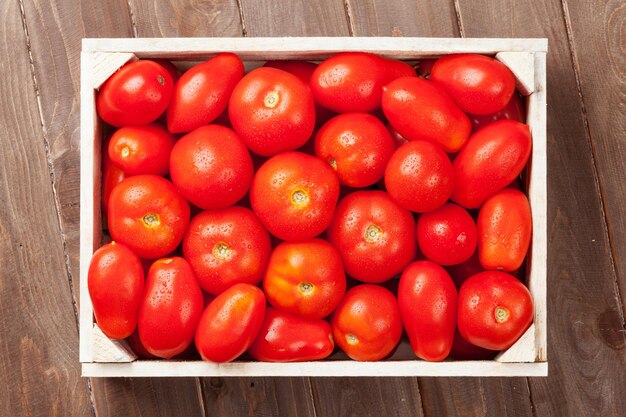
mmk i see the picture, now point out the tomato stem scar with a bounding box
[291,188,309,207]
[328,157,337,170]
[264,91,280,108]
[121,146,130,157]
[345,333,359,345]
[494,306,510,323]
[157,75,165,85]
[142,213,160,228]
[213,242,234,261]
[298,282,314,295]
[364,224,383,242]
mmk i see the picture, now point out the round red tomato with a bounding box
[327,190,416,283]
[314,113,395,187]
[430,54,516,115]
[470,93,526,133]
[138,257,204,358]
[398,261,457,362]
[384,140,454,213]
[169,125,253,210]
[97,60,174,127]
[183,206,271,295]
[195,283,267,362]
[250,151,339,241]
[264,238,346,320]
[452,120,531,208]
[229,67,315,156]
[167,53,244,133]
[108,124,176,176]
[331,284,402,361]
[88,242,144,339]
[108,175,190,259]
[417,203,477,265]
[382,77,471,152]
[101,135,125,215]
[458,271,534,350]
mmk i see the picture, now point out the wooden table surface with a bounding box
[1,0,624,416]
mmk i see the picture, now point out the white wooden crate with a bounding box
[80,37,548,377]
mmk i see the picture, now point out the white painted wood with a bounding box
[496,52,535,95]
[495,324,536,362]
[91,52,137,89]
[92,325,137,362]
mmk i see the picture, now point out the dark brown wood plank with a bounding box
[455,0,626,416]
[0,1,93,416]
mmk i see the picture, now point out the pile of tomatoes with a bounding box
[89,51,533,363]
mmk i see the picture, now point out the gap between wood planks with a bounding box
[560,0,626,329]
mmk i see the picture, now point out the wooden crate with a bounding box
[80,37,548,377]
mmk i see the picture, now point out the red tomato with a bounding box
[311,52,415,113]
[386,123,409,148]
[128,330,158,359]
[108,124,176,176]
[446,252,485,289]
[182,206,271,295]
[382,77,471,152]
[458,271,533,350]
[327,190,416,283]
[102,135,125,215]
[88,242,144,339]
[167,53,244,133]
[449,329,496,360]
[229,67,315,156]
[314,113,395,187]
[169,125,253,210]
[416,58,437,78]
[138,257,204,358]
[431,54,516,115]
[195,283,266,362]
[248,307,334,362]
[108,175,190,259]
[398,261,457,362]
[264,238,346,319]
[97,60,174,127]
[452,120,531,208]
[417,203,477,265]
[331,284,402,361]
[478,188,532,271]
[250,152,339,241]
[384,140,454,213]
[152,59,180,82]
[470,93,526,133]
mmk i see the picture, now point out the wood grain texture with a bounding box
[0,1,92,416]
[455,0,626,416]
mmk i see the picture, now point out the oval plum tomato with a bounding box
[314,113,395,188]
[452,120,531,208]
[327,190,416,283]
[458,271,533,350]
[331,284,402,361]
[384,140,454,213]
[88,242,144,339]
[169,125,253,209]
[478,188,532,271]
[138,257,203,358]
[182,206,271,295]
[471,93,525,133]
[250,152,339,241]
[398,261,457,361]
[248,307,334,362]
[229,67,315,156]
[417,203,477,266]
[264,238,346,320]
[195,283,266,362]
[108,124,176,176]
[416,58,437,78]
[97,60,174,127]
[382,77,471,152]
[108,175,190,259]
[311,52,415,114]
[430,54,516,115]
[449,328,496,360]
[167,53,244,133]
[102,135,125,215]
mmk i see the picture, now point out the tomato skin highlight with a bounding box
[138,257,204,358]
[183,206,271,295]
[195,283,267,363]
[331,284,402,361]
[97,60,174,127]
[248,308,334,362]
[430,54,516,115]
[264,238,346,320]
[458,271,533,350]
[452,120,532,209]
[88,242,144,339]
[382,77,471,152]
[167,53,244,133]
[478,188,532,271]
[398,261,458,362]
[108,124,176,176]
